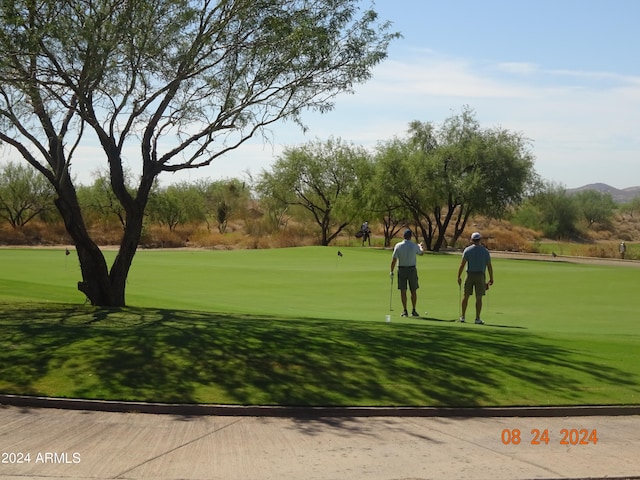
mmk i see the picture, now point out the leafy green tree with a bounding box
[363,153,411,246]
[148,185,186,232]
[373,137,436,248]
[573,190,616,228]
[0,161,55,228]
[420,109,536,250]
[513,182,579,239]
[376,108,536,251]
[198,179,250,234]
[256,137,371,245]
[147,181,211,231]
[77,171,132,229]
[0,0,398,306]
[620,196,640,218]
[509,202,543,232]
[256,193,290,233]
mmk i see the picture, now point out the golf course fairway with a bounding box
[0,246,638,407]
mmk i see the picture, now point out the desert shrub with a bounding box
[590,228,614,241]
[268,229,311,248]
[140,225,187,248]
[617,229,636,242]
[0,221,72,245]
[0,225,27,244]
[460,218,540,253]
[86,225,124,245]
[243,216,272,237]
[184,230,241,249]
[481,226,538,253]
[583,244,617,259]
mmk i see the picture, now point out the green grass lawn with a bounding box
[0,246,639,407]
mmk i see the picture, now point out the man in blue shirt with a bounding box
[390,229,425,317]
[457,232,494,324]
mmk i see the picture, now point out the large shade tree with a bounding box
[437,111,537,248]
[0,0,398,305]
[375,108,536,250]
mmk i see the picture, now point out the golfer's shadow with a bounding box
[419,316,528,329]
[419,316,457,323]
[481,323,527,329]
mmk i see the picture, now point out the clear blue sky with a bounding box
[194,0,638,190]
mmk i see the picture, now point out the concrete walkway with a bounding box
[1,403,639,480]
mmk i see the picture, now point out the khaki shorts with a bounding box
[464,272,486,296]
[397,266,419,291]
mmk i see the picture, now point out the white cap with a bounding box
[471,232,481,240]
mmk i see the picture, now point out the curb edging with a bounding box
[2,394,639,418]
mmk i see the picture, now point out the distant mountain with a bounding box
[567,183,640,203]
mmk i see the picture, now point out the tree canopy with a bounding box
[373,108,536,250]
[256,137,371,245]
[0,0,398,305]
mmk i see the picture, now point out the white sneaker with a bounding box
[459,316,465,323]
[475,318,485,325]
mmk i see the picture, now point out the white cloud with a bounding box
[497,62,540,75]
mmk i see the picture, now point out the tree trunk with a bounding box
[54,173,144,307]
[415,213,434,251]
[432,199,457,252]
[108,210,144,306]
[55,178,115,306]
[326,221,348,245]
[452,204,473,247]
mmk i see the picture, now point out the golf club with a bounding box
[389,275,393,311]
[485,282,490,316]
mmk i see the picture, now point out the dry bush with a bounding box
[457,218,541,253]
[615,213,640,242]
[617,228,637,242]
[240,234,275,250]
[485,228,537,252]
[0,225,28,245]
[141,225,187,248]
[86,225,124,245]
[252,218,318,248]
[583,243,619,259]
[589,228,615,241]
[0,222,72,245]
[187,230,243,249]
[265,228,314,248]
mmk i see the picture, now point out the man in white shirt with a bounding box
[390,229,425,317]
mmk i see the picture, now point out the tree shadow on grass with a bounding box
[419,316,527,329]
[1,303,639,412]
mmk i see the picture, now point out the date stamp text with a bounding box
[501,428,598,446]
